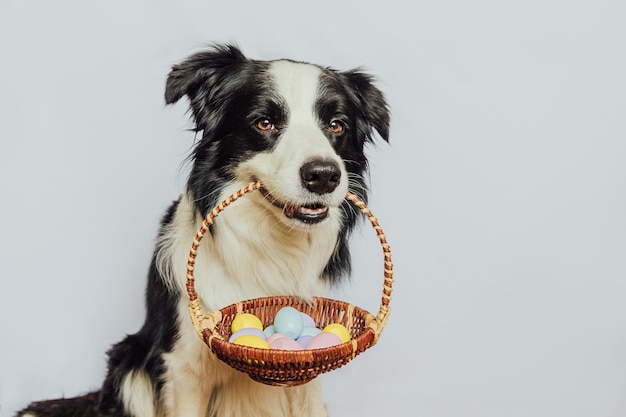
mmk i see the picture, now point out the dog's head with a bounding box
[165,44,389,234]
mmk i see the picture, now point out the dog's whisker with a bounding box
[341,199,360,221]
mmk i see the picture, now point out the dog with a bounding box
[17,43,390,417]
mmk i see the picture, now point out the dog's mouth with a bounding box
[259,186,329,224]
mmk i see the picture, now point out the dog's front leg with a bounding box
[286,379,329,417]
[160,328,221,417]
[160,357,214,417]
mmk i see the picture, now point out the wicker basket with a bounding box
[186,181,393,386]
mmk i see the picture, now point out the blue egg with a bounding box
[273,307,304,339]
[300,326,322,337]
[263,325,276,338]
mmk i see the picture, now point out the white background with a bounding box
[2,1,626,416]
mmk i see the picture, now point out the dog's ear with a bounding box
[341,70,391,143]
[165,44,248,127]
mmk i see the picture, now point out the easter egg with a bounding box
[306,332,342,349]
[228,328,266,343]
[323,323,351,343]
[300,326,322,337]
[296,335,313,348]
[269,336,302,350]
[273,307,304,339]
[263,325,276,338]
[232,334,270,349]
[231,313,263,333]
[300,312,316,327]
[266,333,289,345]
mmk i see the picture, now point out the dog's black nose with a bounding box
[300,160,341,195]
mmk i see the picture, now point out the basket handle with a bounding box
[186,181,394,343]
[345,193,393,343]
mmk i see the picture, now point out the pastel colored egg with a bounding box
[231,313,263,333]
[232,334,270,349]
[323,323,351,343]
[300,312,316,327]
[300,326,322,337]
[263,325,276,338]
[269,337,302,350]
[228,328,266,343]
[273,307,304,339]
[266,333,289,345]
[296,335,313,348]
[306,332,342,349]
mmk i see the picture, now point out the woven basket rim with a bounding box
[208,296,376,349]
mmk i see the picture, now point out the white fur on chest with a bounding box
[158,183,338,312]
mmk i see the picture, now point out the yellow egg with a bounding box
[232,334,270,349]
[231,313,264,333]
[322,323,351,343]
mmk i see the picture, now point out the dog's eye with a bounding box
[255,117,275,132]
[328,120,345,134]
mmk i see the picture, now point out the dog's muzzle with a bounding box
[259,187,330,224]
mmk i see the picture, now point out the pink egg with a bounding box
[266,333,289,345]
[269,337,302,350]
[306,332,342,349]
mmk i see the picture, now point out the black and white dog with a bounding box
[19,44,389,417]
